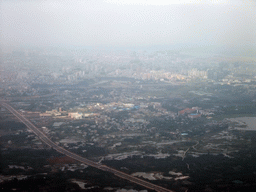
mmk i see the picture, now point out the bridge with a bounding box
[0,102,174,192]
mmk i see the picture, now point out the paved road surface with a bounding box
[0,102,174,192]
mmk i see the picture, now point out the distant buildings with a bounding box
[188,68,207,79]
[178,108,201,119]
[68,112,83,119]
[188,113,201,119]
[178,108,196,116]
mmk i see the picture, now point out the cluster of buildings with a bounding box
[178,107,202,119]
[187,68,207,79]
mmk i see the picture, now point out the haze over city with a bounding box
[1,0,255,49]
[1,1,256,192]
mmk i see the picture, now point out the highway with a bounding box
[0,102,174,192]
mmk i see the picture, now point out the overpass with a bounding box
[0,102,174,192]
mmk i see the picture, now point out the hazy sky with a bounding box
[1,0,255,48]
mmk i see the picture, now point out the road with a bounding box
[0,102,174,192]
[182,141,199,161]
